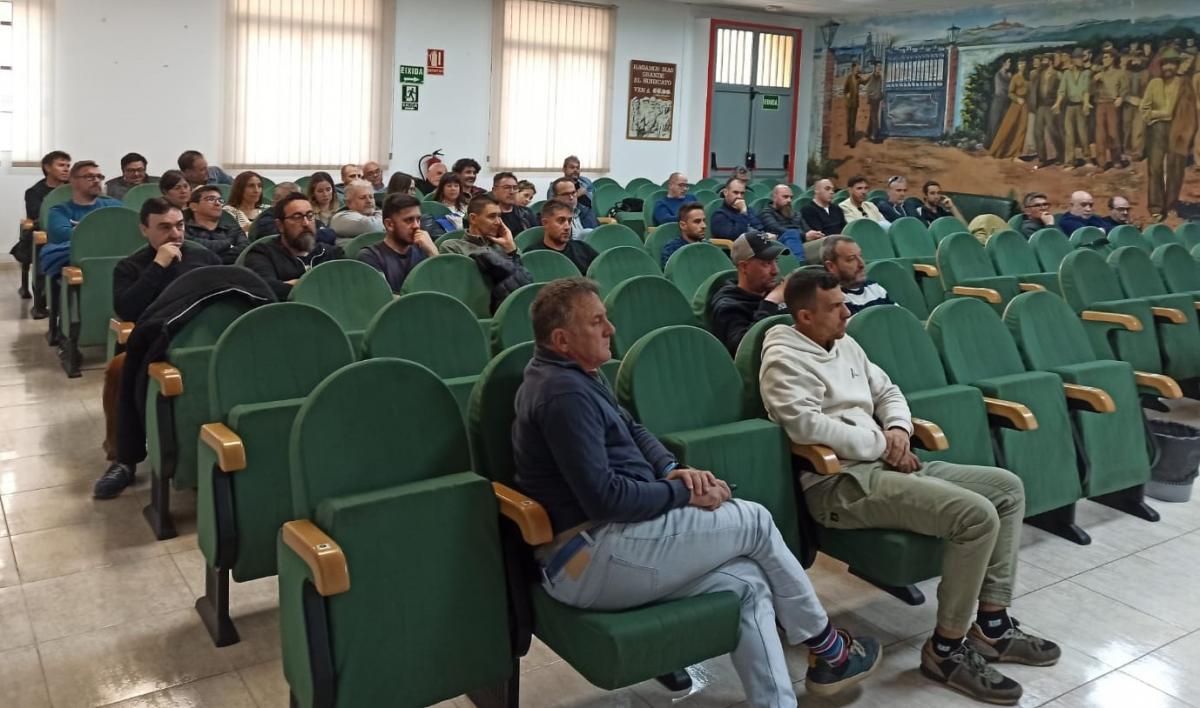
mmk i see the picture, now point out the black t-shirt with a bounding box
[524,239,598,275]
[500,206,536,236]
[25,178,52,222]
[357,241,428,293]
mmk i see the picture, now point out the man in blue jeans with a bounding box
[512,277,881,706]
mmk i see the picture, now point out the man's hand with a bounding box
[668,466,719,496]
[412,229,437,256]
[881,427,911,467]
[805,230,824,241]
[1040,212,1055,226]
[153,242,182,268]
[734,198,747,214]
[489,222,517,254]
[765,278,787,304]
[888,450,922,474]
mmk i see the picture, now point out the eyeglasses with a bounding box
[283,212,317,223]
[199,195,223,204]
[1029,203,1049,209]
[886,176,904,185]
[124,167,147,175]
[75,173,105,181]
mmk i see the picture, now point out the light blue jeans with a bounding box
[542,500,828,708]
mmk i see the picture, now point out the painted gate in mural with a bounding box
[883,46,949,138]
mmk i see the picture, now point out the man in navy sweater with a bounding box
[710,177,762,239]
[512,278,881,707]
[1058,191,1109,235]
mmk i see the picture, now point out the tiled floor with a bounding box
[3,259,1200,707]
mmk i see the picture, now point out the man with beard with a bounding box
[243,192,344,299]
[524,200,598,274]
[356,193,438,293]
[821,235,892,314]
[452,157,486,196]
[661,202,709,267]
[760,184,821,256]
[708,232,789,354]
[1141,50,1196,221]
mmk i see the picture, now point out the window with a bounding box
[756,33,794,89]
[714,28,753,86]
[224,0,395,169]
[492,0,615,172]
[714,27,794,89]
[0,0,52,164]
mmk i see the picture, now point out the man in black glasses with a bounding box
[1102,195,1133,231]
[243,192,343,299]
[1017,192,1055,238]
[1059,191,1109,235]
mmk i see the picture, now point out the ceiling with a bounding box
[667,0,998,18]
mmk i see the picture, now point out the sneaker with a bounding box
[805,630,882,697]
[93,463,135,499]
[920,639,1022,705]
[966,621,1061,666]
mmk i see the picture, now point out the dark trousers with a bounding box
[1146,121,1185,216]
[1033,106,1063,162]
[1094,102,1121,165]
[845,100,859,145]
[115,349,149,466]
[867,99,883,140]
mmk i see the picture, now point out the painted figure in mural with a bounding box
[1092,48,1129,170]
[843,60,864,147]
[1123,52,1149,160]
[1033,54,1064,166]
[988,58,1013,143]
[865,61,885,143]
[989,58,1030,159]
[1141,50,1196,221]
[1053,49,1092,168]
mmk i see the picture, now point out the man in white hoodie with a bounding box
[758,270,1060,706]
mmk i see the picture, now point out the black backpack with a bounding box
[607,197,644,218]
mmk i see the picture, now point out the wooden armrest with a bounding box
[281,520,350,597]
[710,238,734,250]
[1135,372,1183,399]
[790,442,841,475]
[20,218,32,229]
[1018,282,1046,292]
[147,362,183,397]
[1151,306,1187,324]
[1063,383,1116,413]
[1081,310,1142,332]
[33,230,46,245]
[911,418,949,451]
[951,286,1002,304]
[983,397,1038,430]
[598,216,616,225]
[62,266,83,286]
[912,263,940,277]
[109,319,134,344]
[200,423,246,473]
[492,482,553,545]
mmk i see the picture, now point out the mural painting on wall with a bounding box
[814,2,1200,223]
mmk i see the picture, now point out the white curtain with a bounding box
[2,0,53,164]
[492,0,615,171]
[224,0,395,169]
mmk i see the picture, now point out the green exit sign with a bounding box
[762,94,780,110]
[399,65,425,84]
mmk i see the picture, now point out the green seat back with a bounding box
[1143,223,1178,248]
[937,232,1019,308]
[592,176,619,189]
[467,343,535,488]
[1109,246,1200,379]
[865,260,928,320]
[1007,214,1024,230]
[867,188,887,201]
[1069,225,1110,252]
[586,246,661,298]
[1029,227,1072,272]
[490,282,543,354]
[1176,222,1200,250]
[1110,227,1152,253]
[343,231,386,260]
[522,248,581,281]
[776,253,802,275]
[593,186,628,217]
[1110,246,1170,297]
[1153,243,1200,294]
[703,198,723,226]
[1002,291,1097,370]
[642,189,667,226]
[733,314,792,418]
[586,223,642,252]
[691,269,737,328]
[362,292,489,379]
[625,177,653,193]
[434,230,465,249]
[401,253,491,318]
[986,229,1042,276]
[420,201,451,219]
[516,226,545,252]
[843,219,896,261]
[215,184,231,201]
[1059,249,1165,371]
[643,222,679,262]
[692,190,717,206]
[294,175,311,191]
[236,235,276,266]
[664,242,732,301]
[37,184,73,227]
[528,200,545,215]
[604,275,695,358]
[929,216,967,243]
[121,183,162,211]
[891,217,936,259]
[1106,225,1141,248]
[926,298,1027,383]
[66,207,143,345]
[693,177,718,191]
[288,259,393,346]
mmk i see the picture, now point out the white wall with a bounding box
[2,0,816,231]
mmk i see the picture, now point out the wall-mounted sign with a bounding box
[399,65,425,84]
[627,60,676,141]
[427,49,445,76]
[401,84,420,111]
[762,94,781,111]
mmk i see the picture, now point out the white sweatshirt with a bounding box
[759,324,912,485]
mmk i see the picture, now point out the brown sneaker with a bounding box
[966,622,1061,666]
[920,639,1022,705]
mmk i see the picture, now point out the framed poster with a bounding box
[627,60,676,141]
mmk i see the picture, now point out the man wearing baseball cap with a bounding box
[709,231,790,355]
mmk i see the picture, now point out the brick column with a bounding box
[945,44,959,135]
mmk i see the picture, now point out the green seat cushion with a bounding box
[905,386,996,467]
[446,375,479,418]
[816,527,944,588]
[531,586,740,690]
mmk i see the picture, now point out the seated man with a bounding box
[244,192,344,299]
[760,184,821,257]
[710,177,762,240]
[800,179,847,236]
[1102,195,1133,231]
[760,270,1060,705]
[562,154,595,208]
[1058,191,1108,235]
[452,157,486,196]
[653,172,698,225]
[821,236,893,314]
[440,194,531,312]
[41,160,124,277]
[549,177,599,239]
[184,186,248,264]
[525,200,599,274]
[872,176,910,223]
[357,193,438,293]
[329,180,384,241]
[105,152,158,200]
[709,232,788,354]
[334,163,363,196]
[1017,192,1055,238]
[911,181,964,226]
[362,160,386,192]
[838,175,890,228]
[15,150,70,305]
[414,158,445,195]
[660,202,707,267]
[93,198,221,498]
[495,172,538,236]
[177,149,233,186]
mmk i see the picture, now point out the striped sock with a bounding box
[803,622,848,667]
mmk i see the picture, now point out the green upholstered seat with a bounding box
[614,211,644,237]
[401,253,492,319]
[465,343,741,693]
[1110,227,1153,253]
[121,183,162,211]
[1004,291,1154,502]
[1109,246,1200,382]
[586,223,642,252]
[625,177,654,192]
[733,314,792,419]
[362,292,489,414]
[516,226,545,253]
[643,222,679,263]
[890,216,943,309]
[843,219,896,261]
[936,232,1021,312]
[664,242,732,301]
[288,259,393,353]
[929,215,968,243]
[1071,225,1113,255]
[522,248,581,281]
[603,275,695,359]
[490,282,542,355]
[420,200,451,219]
[691,269,738,329]
[865,260,929,320]
[195,303,355,645]
[586,246,660,298]
[342,231,386,260]
[235,235,275,265]
[593,185,628,217]
[1143,223,1178,248]
[1029,228,1072,273]
[927,298,1084,520]
[1176,222,1200,250]
[985,229,1061,294]
[279,359,511,708]
[1152,243,1200,296]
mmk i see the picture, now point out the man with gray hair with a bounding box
[1017,192,1055,238]
[1058,190,1108,235]
[652,172,698,225]
[512,277,882,707]
[329,179,384,242]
